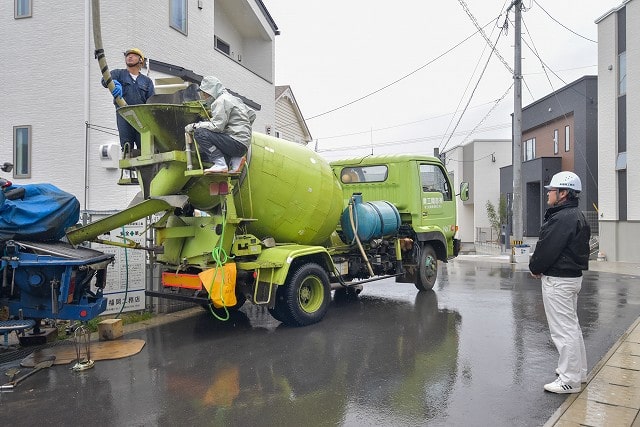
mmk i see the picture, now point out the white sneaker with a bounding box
[203,164,228,174]
[544,377,581,394]
[204,157,228,174]
[229,156,246,173]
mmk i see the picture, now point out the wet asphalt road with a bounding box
[1,259,640,426]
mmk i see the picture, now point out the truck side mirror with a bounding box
[458,182,469,201]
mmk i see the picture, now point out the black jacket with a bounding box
[529,199,591,277]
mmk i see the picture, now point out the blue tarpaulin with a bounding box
[0,183,80,242]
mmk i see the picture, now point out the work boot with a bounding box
[204,157,228,174]
[229,156,246,174]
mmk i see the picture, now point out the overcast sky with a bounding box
[262,0,622,161]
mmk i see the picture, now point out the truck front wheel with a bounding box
[270,263,330,327]
[415,244,438,291]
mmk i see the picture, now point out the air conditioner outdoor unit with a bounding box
[98,143,120,169]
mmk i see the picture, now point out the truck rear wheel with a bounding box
[270,263,330,326]
[415,244,438,291]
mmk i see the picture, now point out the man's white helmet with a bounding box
[544,171,581,192]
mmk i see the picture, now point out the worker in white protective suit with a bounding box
[185,76,256,174]
[529,171,591,394]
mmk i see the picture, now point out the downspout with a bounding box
[84,0,90,213]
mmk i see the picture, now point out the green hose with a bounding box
[206,201,233,321]
[116,225,130,318]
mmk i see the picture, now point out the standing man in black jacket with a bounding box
[529,171,591,394]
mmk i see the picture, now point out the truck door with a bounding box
[419,163,456,237]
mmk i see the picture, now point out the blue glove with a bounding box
[111,80,123,98]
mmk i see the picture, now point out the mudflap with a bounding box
[453,238,461,257]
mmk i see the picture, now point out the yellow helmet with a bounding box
[124,48,145,63]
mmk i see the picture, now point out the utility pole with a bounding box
[512,0,523,243]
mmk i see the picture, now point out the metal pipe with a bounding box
[349,201,375,277]
[185,132,193,171]
[330,273,403,290]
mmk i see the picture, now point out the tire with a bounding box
[271,263,331,327]
[414,244,438,291]
[268,295,291,323]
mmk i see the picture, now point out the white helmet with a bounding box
[544,171,581,192]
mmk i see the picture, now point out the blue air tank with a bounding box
[340,193,401,243]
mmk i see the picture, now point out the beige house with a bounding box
[274,85,312,145]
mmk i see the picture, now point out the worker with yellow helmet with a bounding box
[101,47,155,153]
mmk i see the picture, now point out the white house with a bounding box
[274,85,312,144]
[443,139,512,247]
[1,0,279,212]
[596,0,639,262]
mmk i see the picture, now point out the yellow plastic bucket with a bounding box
[198,263,237,308]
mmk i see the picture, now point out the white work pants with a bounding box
[541,275,587,385]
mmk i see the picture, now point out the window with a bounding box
[15,0,32,18]
[524,138,535,161]
[13,126,31,178]
[340,165,388,183]
[215,36,231,56]
[565,126,570,152]
[419,164,451,200]
[170,0,187,34]
[553,129,559,154]
[619,51,627,96]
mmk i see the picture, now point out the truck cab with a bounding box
[331,154,468,289]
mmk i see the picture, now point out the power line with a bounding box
[532,0,597,44]
[458,0,514,74]
[520,17,599,195]
[446,152,497,163]
[523,64,596,75]
[285,17,500,127]
[316,99,498,140]
[459,82,514,146]
[317,122,511,153]
[439,5,502,149]
[521,16,558,94]
[520,32,591,99]
[439,11,506,153]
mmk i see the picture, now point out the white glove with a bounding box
[185,122,198,133]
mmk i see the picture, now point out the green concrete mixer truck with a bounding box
[66,102,469,327]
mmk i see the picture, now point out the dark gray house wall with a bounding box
[501,76,598,237]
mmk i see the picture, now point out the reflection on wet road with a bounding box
[1,260,639,426]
